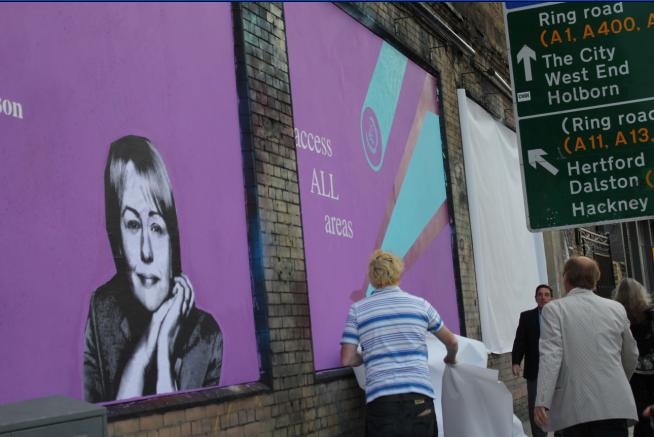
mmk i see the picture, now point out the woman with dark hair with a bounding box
[84,135,222,403]
[614,278,654,437]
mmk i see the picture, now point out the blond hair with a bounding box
[368,250,404,289]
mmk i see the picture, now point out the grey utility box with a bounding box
[0,395,106,437]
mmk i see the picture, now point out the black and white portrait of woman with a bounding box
[84,135,222,403]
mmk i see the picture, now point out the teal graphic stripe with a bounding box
[360,43,408,171]
[368,112,446,295]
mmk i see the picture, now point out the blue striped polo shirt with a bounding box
[340,286,444,403]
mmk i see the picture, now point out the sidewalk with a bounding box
[521,420,635,436]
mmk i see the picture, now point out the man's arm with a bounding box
[341,343,362,367]
[434,326,458,364]
[512,312,527,377]
[424,300,457,363]
[534,304,563,429]
[340,305,361,367]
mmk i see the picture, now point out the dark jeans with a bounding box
[365,393,436,437]
[562,419,628,437]
[631,373,654,437]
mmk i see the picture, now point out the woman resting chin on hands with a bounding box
[117,275,196,399]
[83,135,222,403]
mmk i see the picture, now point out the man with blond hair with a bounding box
[340,249,458,437]
[535,256,638,436]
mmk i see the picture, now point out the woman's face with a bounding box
[120,162,172,312]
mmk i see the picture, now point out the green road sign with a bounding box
[505,2,654,231]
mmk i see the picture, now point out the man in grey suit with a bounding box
[534,256,639,437]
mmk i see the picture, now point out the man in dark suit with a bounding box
[512,284,553,437]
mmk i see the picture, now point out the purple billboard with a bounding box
[0,4,259,404]
[286,3,461,371]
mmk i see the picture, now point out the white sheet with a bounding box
[443,364,514,437]
[352,335,527,437]
[457,90,548,353]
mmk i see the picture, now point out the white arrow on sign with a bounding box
[517,45,536,82]
[528,149,558,175]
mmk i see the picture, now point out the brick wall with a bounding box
[337,1,531,423]
[107,2,534,435]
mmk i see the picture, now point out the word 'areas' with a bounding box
[324,214,353,239]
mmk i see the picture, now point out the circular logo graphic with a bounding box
[361,106,383,171]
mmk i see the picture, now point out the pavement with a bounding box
[521,420,634,436]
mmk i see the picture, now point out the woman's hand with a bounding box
[158,274,194,354]
[115,296,176,400]
[116,274,195,398]
[156,273,195,393]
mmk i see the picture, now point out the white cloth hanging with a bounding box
[352,335,527,437]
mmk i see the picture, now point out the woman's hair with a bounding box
[104,135,181,276]
[613,278,652,322]
[368,249,403,289]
